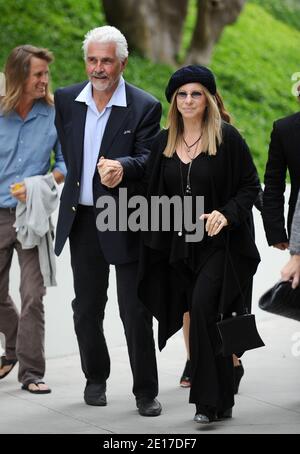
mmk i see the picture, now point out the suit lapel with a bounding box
[99,105,131,157]
[72,100,87,175]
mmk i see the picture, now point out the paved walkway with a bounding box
[1,200,300,434]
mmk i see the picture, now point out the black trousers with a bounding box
[189,249,234,416]
[69,206,158,399]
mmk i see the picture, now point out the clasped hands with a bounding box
[97,156,124,188]
[200,210,228,237]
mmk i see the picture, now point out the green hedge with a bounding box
[1,0,299,179]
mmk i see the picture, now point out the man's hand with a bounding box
[97,157,124,188]
[273,242,289,250]
[281,254,300,289]
[10,182,26,203]
[52,170,65,184]
[200,210,228,237]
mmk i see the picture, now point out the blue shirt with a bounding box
[75,77,127,206]
[0,100,66,208]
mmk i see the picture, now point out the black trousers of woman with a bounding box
[69,205,158,400]
[189,249,234,419]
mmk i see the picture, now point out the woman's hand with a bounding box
[200,210,228,237]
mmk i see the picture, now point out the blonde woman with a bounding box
[180,91,245,394]
[138,65,260,424]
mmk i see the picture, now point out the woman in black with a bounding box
[138,65,260,424]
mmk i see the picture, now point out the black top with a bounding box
[138,124,261,350]
[163,151,224,272]
[263,111,300,245]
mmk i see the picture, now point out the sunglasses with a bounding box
[176,91,203,100]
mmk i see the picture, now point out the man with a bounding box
[54,26,162,416]
[263,92,300,250]
[281,189,300,288]
[0,45,66,393]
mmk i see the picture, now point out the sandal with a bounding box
[0,356,18,380]
[22,381,52,394]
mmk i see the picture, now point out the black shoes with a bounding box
[180,359,191,388]
[136,397,162,417]
[215,407,233,420]
[193,413,211,424]
[194,405,233,424]
[84,382,107,406]
[234,360,244,394]
[83,383,161,416]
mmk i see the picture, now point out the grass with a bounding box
[211,2,300,173]
[250,0,300,31]
[0,0,299,179]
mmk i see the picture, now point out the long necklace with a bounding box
[181,132,203,196]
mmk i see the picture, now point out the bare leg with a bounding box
[180,312,191,387]
[232,353,240,367]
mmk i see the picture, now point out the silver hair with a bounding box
[82,25,129,61]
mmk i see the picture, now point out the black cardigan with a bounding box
[137,123,261,350]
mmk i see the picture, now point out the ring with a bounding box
[217,219,222,225]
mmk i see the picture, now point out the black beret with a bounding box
[165,65,216,102]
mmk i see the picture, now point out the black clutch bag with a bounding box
[217,313,265,357]
[258,280,300,321]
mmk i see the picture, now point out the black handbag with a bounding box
[258,280,300,321]
[216,233,265,356]
[217,313,265,357]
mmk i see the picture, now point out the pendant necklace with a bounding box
[181,132,203,196]
[178,132,203,237]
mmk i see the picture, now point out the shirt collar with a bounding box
[0,100,49,119]
[75,77,127,109]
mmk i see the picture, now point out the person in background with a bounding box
[262,89,300,251]
[0,45,66,393]
[138,65,260,424]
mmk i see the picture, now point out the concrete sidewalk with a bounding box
[1,196,300,434]
[1,310,300,434]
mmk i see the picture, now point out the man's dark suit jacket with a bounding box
[54,81,162,264]
[263,111,300,246]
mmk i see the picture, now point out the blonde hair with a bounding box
[215,90,232,124]
[163,85,222,158]
[0,45,54,114]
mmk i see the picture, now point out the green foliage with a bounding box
[250,0,300,31]
[0,0,104,86]
[0,0,299,179]
[211,3,300,175]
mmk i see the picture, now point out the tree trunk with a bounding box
[185,0,247,65]
[102,0,188,65]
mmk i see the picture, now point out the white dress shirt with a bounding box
[75,77,127,206]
